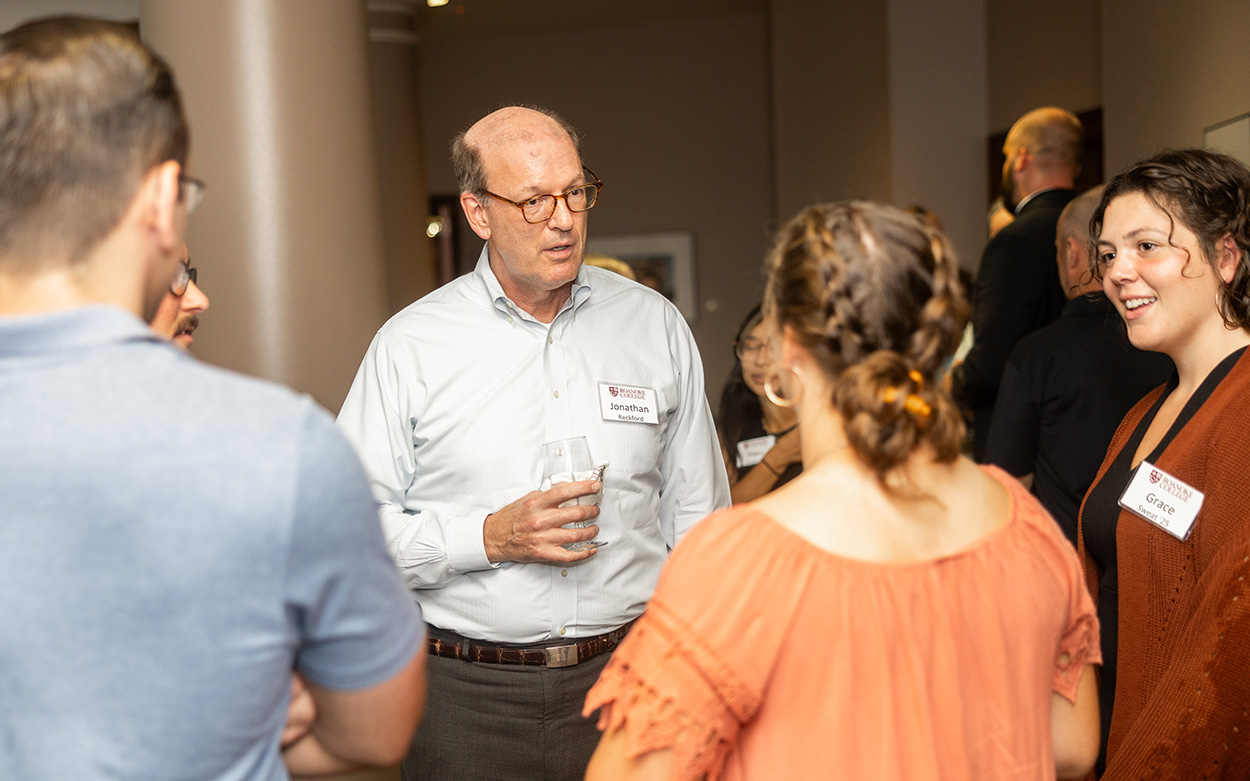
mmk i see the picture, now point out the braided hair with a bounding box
[763,201,970,483]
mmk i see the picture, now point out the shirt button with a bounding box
[553,390,559,398]
[559,626,567,636]
[561,569,568,577]
[547,336,553,344]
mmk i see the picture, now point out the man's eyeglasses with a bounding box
[179,175,206,215]
[484,167,603,224]
[171,260,198,296]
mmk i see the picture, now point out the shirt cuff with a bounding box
[444,513,496,573]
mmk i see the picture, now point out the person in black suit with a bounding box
[982,186,1173,545]
[952,107,1084,458]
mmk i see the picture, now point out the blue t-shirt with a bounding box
[0,307,423,780]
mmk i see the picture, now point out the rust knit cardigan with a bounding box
[1077,350,1250,780]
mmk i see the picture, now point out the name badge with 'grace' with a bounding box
[598,382,659,424]
[1118,460,1204,541]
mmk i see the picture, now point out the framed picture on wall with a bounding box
[586,231,698,324]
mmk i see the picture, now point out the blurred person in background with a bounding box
[984,186,1171,546]
[149,241,209,348]
[951,107,1083,458]
[717,304,802,503]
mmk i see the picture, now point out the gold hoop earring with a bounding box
[764,367,803,408]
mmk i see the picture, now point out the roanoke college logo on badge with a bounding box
[609,386,619,397]
[1150,470,1161,484]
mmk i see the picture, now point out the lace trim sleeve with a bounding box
[584,604,757,781]
[1053,608,1099,702]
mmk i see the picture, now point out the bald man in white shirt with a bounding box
[338,105,729,780]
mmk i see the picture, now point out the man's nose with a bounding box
[184,280,210,313]
[547,196,575,231]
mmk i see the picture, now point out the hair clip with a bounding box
[882,385,932,425]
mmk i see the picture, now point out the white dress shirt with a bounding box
[338,247,730,643]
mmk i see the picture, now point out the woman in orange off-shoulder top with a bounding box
[583,201,1101,781]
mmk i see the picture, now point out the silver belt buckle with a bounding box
[544,644,579,668]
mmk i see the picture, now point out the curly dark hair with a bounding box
[1090,148,1250,331]
[763,201,970,483]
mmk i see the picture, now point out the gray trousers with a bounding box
[401,642,611,780]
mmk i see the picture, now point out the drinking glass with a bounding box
[541,436,606,550]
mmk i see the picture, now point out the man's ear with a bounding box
[461,192,492,241]
[1013,146,1031,172]
[1066,236,1097,290]
[1216,233,1240,284]
[1064,236,1084,276]
[140,160,184,253]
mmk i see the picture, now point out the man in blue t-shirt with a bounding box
[0,17,425,779]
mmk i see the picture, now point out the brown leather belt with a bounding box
[426,621,634,668]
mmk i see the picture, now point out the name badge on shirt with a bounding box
[1118,460,1204,541]
[736,435,775,468]
[598,382,659,425]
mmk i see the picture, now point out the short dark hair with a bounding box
[1090,148,1250,330]
[0,16,189,269]
[450,104,580,198]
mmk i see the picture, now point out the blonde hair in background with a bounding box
[584,254,637,281]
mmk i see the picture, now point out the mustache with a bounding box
[176,315,200,335]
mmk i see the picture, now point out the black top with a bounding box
[1081,345,1245,772]
[733,417,802,489]
[982,294,1172,545]
[954,189,1075,459]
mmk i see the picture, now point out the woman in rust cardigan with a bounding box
[1079,149,1250,779]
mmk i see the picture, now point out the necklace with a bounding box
[763,420,798,437]
[804,440,851,470]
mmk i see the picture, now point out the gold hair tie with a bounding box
[908,370,924,386]
[882,384,933,425]
[902,394,932,421]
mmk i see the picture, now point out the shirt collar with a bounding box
[472,244,593,323]
[0,305,163,359]
[1014,187,1065,214]
[1064,291,1115,317]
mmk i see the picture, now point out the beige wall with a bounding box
[142,0,390,414]
[20,0,1250,399]
[418,10,774,400]
[1101,0,1250,173]
[368,6,439,315]
[770,0,892,217]
[887,0,989,271]
[985,0,1102,133]
[0,0,138,28]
